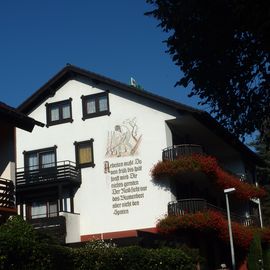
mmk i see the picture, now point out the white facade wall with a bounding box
[16,79,179,241]
[1,162,15,181]
[59,212,80,243]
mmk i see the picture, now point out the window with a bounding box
[46,98,73,126]
[24,146,57,171]
[28,200,58,219]
[74,139,95,168]
[81,92,110,120]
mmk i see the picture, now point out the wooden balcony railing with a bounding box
[168,198,260,227]
[0,178,15,210]
[162,144,203,161]
[16,160,81,188]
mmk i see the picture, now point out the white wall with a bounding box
[59,212,80,243]
[16,79,179,240]
[1,162,15,181]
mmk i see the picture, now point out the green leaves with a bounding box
[0,217,200,270]
[247,233,263,270]
[73,246,199,270]
[146,0,270,139]
[0,216,72,270]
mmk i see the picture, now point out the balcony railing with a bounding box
[162,144,203,161]
[29,215,66,243]
[0,178,15,210]
[16,160,81,188]
[168,198,260,227]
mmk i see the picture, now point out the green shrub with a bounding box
[0,216,72,270]
[0,216,44,269]
[247,233,263,270]
[72,243,200,270]
[262,244,270,270]
[0,218,201,270]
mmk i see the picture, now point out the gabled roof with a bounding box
[0,102,44,132]
[18,64,201,115]
[17,65,261,164]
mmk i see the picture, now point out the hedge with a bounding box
[0,217,201,270]
[72,245,200,270]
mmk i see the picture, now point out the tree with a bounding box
[251,137,270,226]
[146,0,270,140]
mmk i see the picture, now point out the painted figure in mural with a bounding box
[104,161,110,174]
[113,124,133,156]
[106,118,142,158]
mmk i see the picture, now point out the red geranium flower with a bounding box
[151,154,266,200]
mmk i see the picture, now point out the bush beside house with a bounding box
[73,245,200,270]
[0,216,201,270]
[0,216,73,270]
[247,233,263,270]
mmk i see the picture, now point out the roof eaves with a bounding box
[191,111,263,165]
[67,65,203,114]
[17,64,203,115]
[0,102,44,131]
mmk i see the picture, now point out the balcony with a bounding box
[29,215,66,243]
[168,198,260,227]
[162,144,203,161]
[16,160,81,192]
[0,178,16,217]
[28,212,80,244]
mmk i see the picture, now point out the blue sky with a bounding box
[0,1,203,109]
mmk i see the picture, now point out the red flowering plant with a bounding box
[157,211,254,250]
[151,154,266,200]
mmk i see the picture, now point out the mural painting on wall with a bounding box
[105,118,142,158]
[104,118,147,216]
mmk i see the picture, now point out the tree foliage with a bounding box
[0,216,72,270]
[146,0,270,139]
[251,137,270,226]
[247,233,263,270]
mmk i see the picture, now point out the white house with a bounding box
[15,65,263,244]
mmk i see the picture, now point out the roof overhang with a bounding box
[0,102,44,132]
